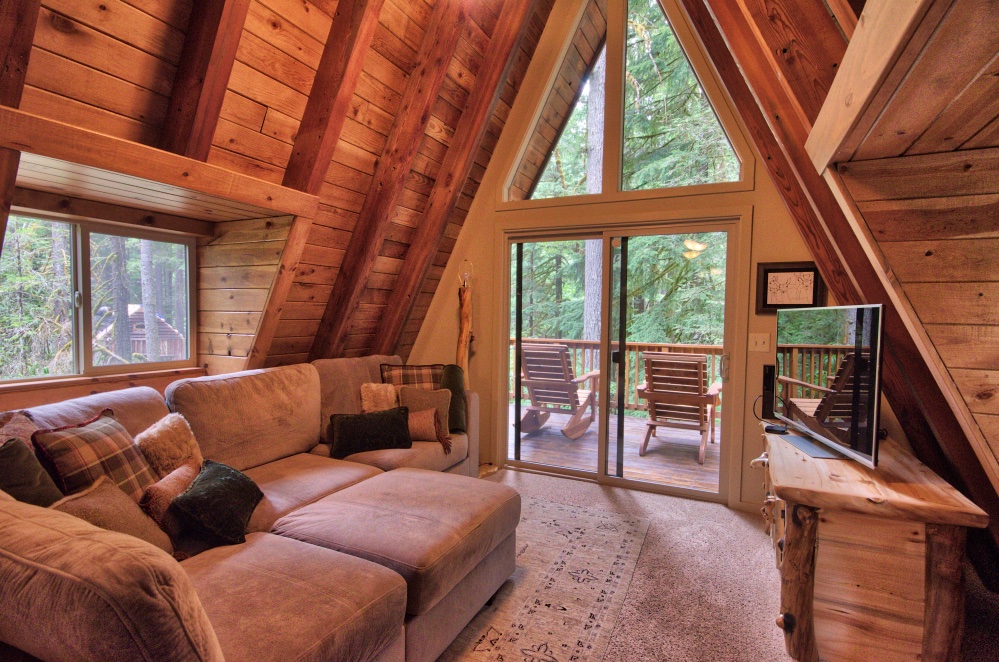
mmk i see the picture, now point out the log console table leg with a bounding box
[923,524,967,662]
[778,503,819,662]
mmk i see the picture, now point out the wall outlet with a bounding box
[749,333,770,352]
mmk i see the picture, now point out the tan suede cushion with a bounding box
[0,497,223,661]
[135,413,204,479]
[51,476,173,554]
[399,387,450,437]
[242,453,382,533]
[25,386,169,439]
[312,355,402,442]
[408,408,438,441]
[345,436,468,472]
[273,468,521,615]
[182,532,406,662]
[166,363,322,471]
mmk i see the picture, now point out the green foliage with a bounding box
[776,308,850,345]
[532,74,595,199]
[512,232,726,345]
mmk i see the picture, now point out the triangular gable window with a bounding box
[622,0,739,190]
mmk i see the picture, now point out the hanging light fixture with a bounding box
[682,250,702,259]
[683,239,707,252]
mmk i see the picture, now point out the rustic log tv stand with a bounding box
[754,429,988,661]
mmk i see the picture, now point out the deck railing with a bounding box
[510,338,856,412]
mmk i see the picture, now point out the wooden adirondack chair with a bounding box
[520,344,600,440]
[778,352,870,444]
[636,352,721,464]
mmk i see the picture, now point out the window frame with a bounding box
[0,211,198,385]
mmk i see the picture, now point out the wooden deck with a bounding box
[506,405,721,492]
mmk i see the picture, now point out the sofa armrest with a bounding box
[466,391,479,476]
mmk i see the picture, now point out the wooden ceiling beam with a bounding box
[309,0,469,360]
[0,0,41,259]
[682,0,999,553]
[372,0,541,355]
[282,0,386,195]
[160,0,251,160]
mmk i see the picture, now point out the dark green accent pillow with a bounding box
[441,364,467,434]
[0,438,63,507]
[168,460,262,548]
[330,406,412,459]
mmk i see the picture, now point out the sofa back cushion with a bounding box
[0,498,224,662]
[166,364,321,471]
[312,355,402,443]
[24,386,169,439]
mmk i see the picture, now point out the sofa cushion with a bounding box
[182,532,407,662]
[0,437,62,507]
[243,453,382,533]
[0,497,224,661]
[344,435,468,473]
[330,406,412,460]
[312,355,402,442]
[24,386,169,439]
[135,413,204,479]
[166,363,322,470]
[51,475,173,554]
[273,468,521,615]
[32,409,157,501]
[169,460,263,547]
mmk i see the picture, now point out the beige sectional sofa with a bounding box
[0,356,518,662]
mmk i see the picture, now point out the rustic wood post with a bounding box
[923,524,967,661]
[778,503,819,662]
[456,283,472,388]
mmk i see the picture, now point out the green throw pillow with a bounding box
[441,364,467,434]
[0,438,63,507]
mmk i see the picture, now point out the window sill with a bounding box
[0,367,207,410]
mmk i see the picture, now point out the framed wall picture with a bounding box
[755,262,827,314]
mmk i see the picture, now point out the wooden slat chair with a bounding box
[520,344,600,440]
[778,352,869,444]
[636,352,721,464]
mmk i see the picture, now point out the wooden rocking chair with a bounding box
[636,352,721,464]
[778,352,869,445]
[520,344,600,440]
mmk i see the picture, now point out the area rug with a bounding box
[440,497,649,662]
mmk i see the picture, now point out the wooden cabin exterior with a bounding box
[0,0,996,657]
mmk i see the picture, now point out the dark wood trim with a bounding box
[0,0,42,259]
[372,0,541,355]
[923,524,967,661]
[11,187,214,236]
[682,0,999,553]
[309,0,469,360]
[282,0,386,194]
[160,0,251,160]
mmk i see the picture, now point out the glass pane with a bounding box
[509,239,602,473]
[90,233,189,366]
[622,0,740,191]
[531,47,606,199]
[0,216,75,380]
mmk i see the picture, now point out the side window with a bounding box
[0,215,194,382]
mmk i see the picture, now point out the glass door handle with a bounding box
[611,350,621,363]
[720,354,730,382]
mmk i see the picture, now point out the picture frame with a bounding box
[755,261,827,315]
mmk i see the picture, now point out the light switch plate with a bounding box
[749,333,770,352]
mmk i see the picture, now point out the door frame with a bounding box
[495,205,754,506]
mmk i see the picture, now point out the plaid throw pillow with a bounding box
[32,409,156,501]
[380,363,444,390]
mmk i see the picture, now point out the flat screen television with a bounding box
[773,304,885,468]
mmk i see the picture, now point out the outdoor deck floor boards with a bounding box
[506,405,721,492]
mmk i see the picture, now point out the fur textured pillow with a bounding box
[135,413,204,479]
[360,383,399,413]
[32,409,156,501]
[50,476,172,554]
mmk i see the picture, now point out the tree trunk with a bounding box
[112,236,131,364]
[583,49,606,346]
[50,224,71,365]
[140,240,161,362]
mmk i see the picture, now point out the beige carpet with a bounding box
[440,497,649,661]
[450,468,998,662]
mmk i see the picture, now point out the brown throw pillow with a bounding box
[140,459,201,540]
[360,383,399,413]
[32,409,156,501]
[400,387,452,454]
[50,476,172,554]
[135,413,204,479]
[408,408,450,454]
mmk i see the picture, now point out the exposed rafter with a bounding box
[160,0,251,160]
[372,0,541,355]
[0,0,41,259]
[682,0,999,552]
[282,0,386,194]
[309,0,469,360]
